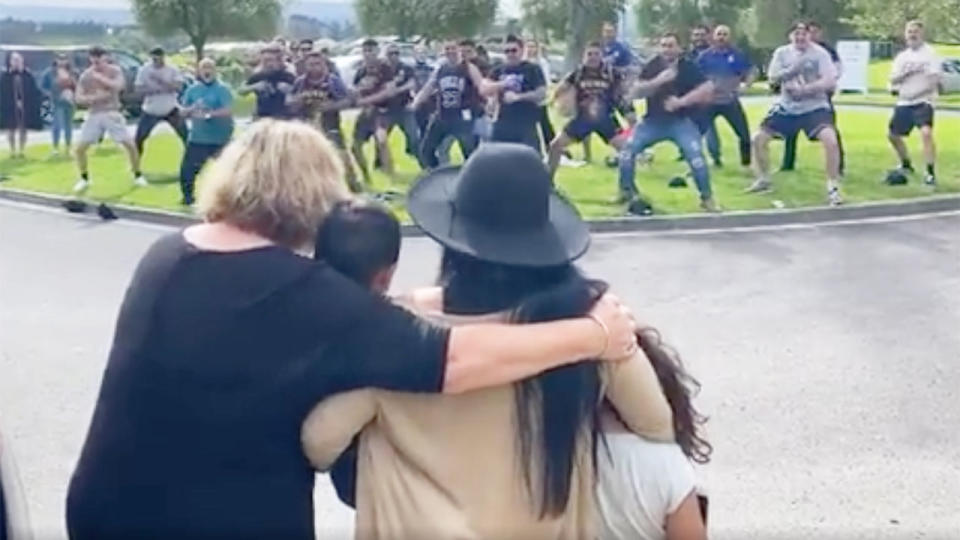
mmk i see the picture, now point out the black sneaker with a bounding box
[627,197,654,216]
[668,176,688,188]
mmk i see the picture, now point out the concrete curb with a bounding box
[2,185,958,235]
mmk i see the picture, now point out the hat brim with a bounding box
[408,165,591,267]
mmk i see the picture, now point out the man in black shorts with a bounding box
[888,20,942,186]
[352,39,397,182]
[484,35,547,152]
[749,22,843,205]
[780,20,846,174]
[547,41,628,180]
[287,52,363,193]
[411,40,486,169]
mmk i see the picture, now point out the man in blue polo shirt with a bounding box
[178,59,234,206]
[602,21,634,72]
[698,24,754,166]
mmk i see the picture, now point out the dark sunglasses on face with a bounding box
[387,51,400,56]
[505,48,520,54]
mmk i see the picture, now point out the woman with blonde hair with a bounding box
[65,121,640,540]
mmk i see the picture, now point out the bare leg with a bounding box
[338,149,364,193]
[121,141,141,175]
[547,133,571,180]
[920,126,936,168]
[6,129,14,155]
[818,128,841,181]
[17,126,27,155]
[888,133,910,165]
[582,138,592,162]
[351,141,370,183]
[752,131,772,179]
[76,142,91,175]
[375,128,394,179]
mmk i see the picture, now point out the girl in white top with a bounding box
[596,330,711,540]
[887,20,942,186]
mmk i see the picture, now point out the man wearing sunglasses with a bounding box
[483,35,547,152]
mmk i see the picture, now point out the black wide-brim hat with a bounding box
[408,143,590,267]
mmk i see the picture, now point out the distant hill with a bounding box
[0,2,356,25]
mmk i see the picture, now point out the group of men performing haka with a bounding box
[286,19,943,214]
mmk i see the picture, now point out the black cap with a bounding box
[149,47,165,56]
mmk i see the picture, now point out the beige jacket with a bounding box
[302,296,674,540]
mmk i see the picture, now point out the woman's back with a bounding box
[67,234,448,539]
[303,304,674,539]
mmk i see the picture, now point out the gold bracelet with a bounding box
[585,313,610,358]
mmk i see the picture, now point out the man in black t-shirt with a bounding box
[781,20,846,174]
[485,35,547,152]
[287,52,363,193]
[241,47,296,119]
[547,41,630,180]
[381,44,419,159]
[351,39,399,182]
[618,32,718,213]
[411,40,486,169]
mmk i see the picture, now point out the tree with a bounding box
[849,0,960,41]
[635,0,751,41]
[132,0,282,62]
[355,0,497,40]
[521,0,625,70]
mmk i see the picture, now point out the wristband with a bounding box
[585,313,610,358]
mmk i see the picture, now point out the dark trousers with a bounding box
[536,105,556,152]
[179,142,224,200]
[420,115,476,169]
[782,100,845,173]
[135,109,188,156]
[702,100,751,166]
[492,121,541,155]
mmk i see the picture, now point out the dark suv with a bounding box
[0,44,144,120]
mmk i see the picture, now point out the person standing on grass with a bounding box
[134,48,188,159]
[240,46,296,120]
[697,24,754,168]
[177,59,234,207]
[748,22,842,206]
[460,39,493,144]
[351,39,399,184]
[525,39,557,154]
[485,35,547,152]
[381,44,420,161]
[1,52,42,159]
[287,52,363,193]
[617,33,717,214]
[888,20,942,187]
[40,54,78,157]
[780,20,845,174]
[547,42,629,181]
[73,46,145,194]
[412,40,485,169]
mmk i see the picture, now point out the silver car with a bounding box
[940,58,960,94]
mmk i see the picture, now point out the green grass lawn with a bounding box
[2,103,958,219]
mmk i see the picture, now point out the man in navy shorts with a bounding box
[547,41,629,181]
[748,22,843,206]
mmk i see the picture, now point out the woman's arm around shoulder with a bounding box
[301,389,378,470]
[602,343,674,442]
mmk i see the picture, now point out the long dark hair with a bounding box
[635,328,712,464]
[440,249,603,518]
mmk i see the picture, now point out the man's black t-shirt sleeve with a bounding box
[528,63,546,89]
[639,58,661,80]
[299,266,449,395]
[682,60,707,89]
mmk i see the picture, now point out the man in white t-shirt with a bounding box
[134,47,187,159]
[888,20,942,186]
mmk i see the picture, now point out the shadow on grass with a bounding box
[145,174,180,186]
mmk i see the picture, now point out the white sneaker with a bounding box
[828,185,844,206]
[73,178,91,193]
[559,155,586,168]
[134,175,148,187]
[745,178,773,193]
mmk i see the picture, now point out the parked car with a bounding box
[0,44,144,120]
[940,58,960,94]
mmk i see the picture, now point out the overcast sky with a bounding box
[0,0,522,15]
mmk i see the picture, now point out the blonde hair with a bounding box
[198,120,350,249]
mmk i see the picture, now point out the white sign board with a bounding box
[836,40,871,94]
